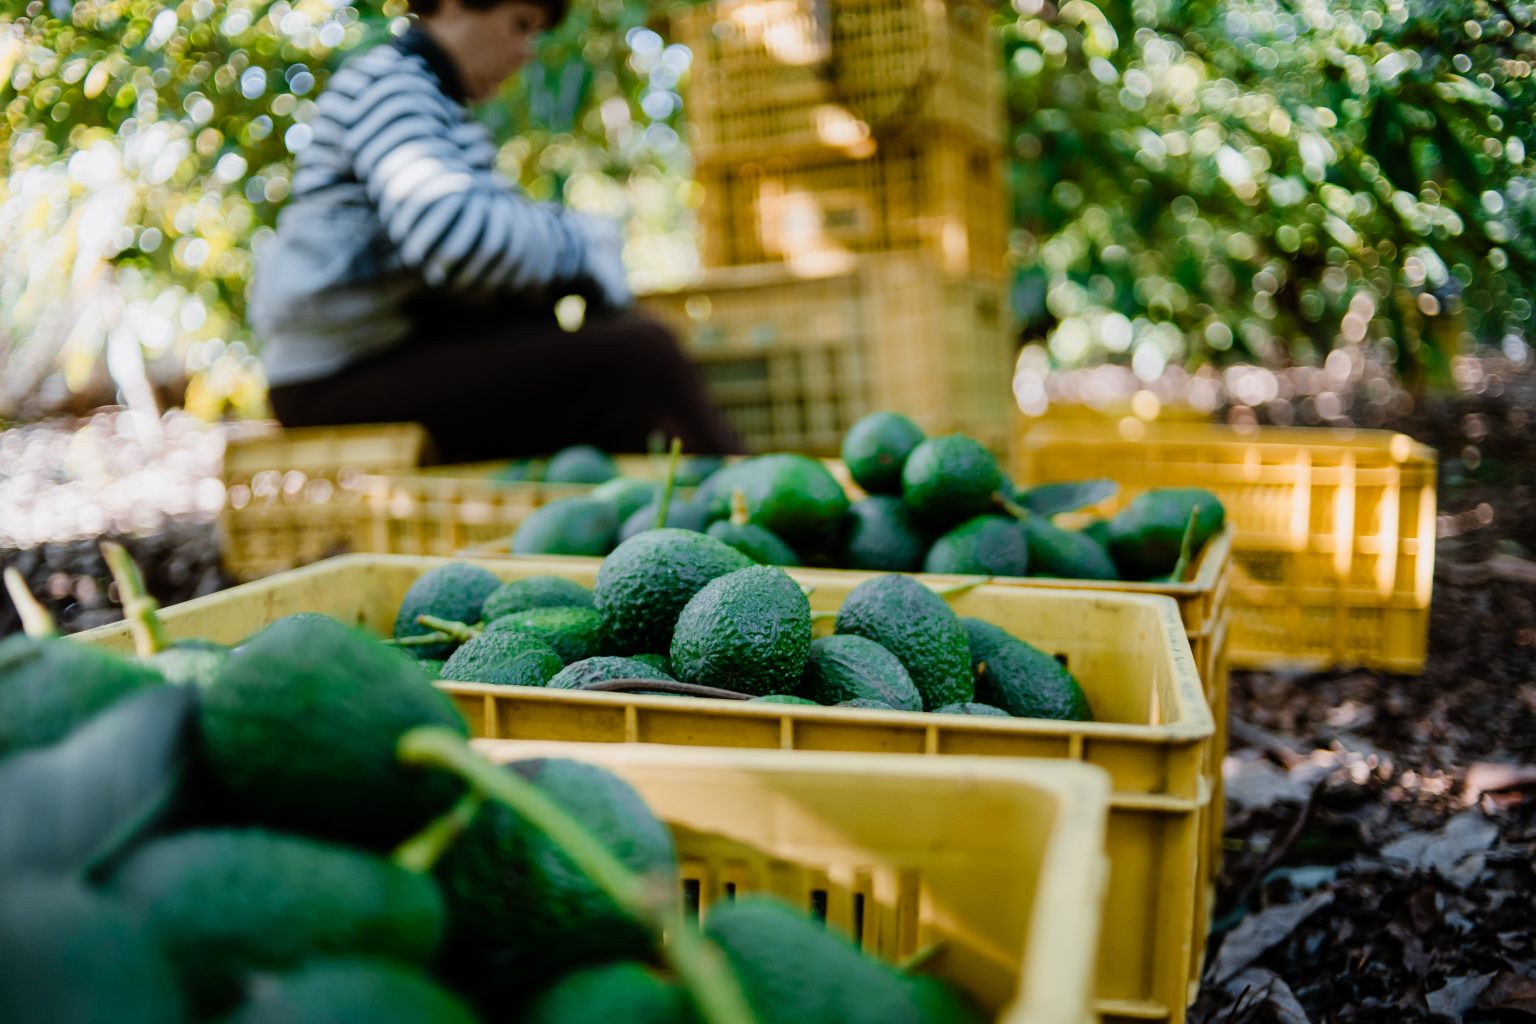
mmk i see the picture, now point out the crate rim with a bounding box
[1016,419,1437,466]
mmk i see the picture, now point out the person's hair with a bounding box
[409,0,567,27]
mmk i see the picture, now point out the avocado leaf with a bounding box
[1015,479,1118,517]
[0,684,195,878]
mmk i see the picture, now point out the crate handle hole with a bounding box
[809,888,828,922]
[683,878,702,921]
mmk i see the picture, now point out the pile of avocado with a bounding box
[0,579,986,1023]
[507,414,1225,585]
[392,533,1093,721]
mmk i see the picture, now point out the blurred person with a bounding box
[249,0,742,460]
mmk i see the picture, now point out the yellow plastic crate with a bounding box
[697,129,1007,282]
[359,456,859,558]
[75,554,1214,1023]
[1014,419,1438,672]
[640,254,1015,455]
[676,0,1004,165]
[217,423,427,581]
[473,741,1108,1024]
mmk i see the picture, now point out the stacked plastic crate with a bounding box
[642,0,1014,454]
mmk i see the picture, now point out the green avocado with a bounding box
[110,829,444,1012]
[392,563,502,660]
[707,519,800,566]
[840,496,929,572]
[0,634,162,755]
[619,498,708,543]
[833,575,972,711]
[922,515,1030,577]
[200,615,467,848]
[483,607,606,664]
[513,498,620,558]
[703,454,850,547]
[0,879,184,1024]
[933,701,1010,717]
[900,435,1003,529]
[546,656,676,689]
[836,698,898,711]
[670,566,812,696]
[751,694,819,705]
[1020,516,1119,580]
[594,529,753,653]
[543,445,618,484]
[481,576,595,622]
[1106,488,1225,579]
[704,897,931,1024]
[440,630,563,686]
[841,411,925,495]
[591,478,659,523]
[227,958,480,1024]
[434,759,677,1008]
[795,634,922,711]
[961,618,1093,722]
[522,961,692,1024]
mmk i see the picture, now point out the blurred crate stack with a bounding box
[647,0,1013,454]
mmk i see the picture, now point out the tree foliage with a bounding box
[1,0,1533,417]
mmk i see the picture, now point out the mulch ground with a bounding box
[2,361,1534,1023]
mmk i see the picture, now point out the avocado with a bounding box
[513,498,620,557]
[591,477,659,522]
[922,515,1030,577]
[961,618,1093,721]
[836,698,897,711]
[841,411,926,495]
[201,614,467,848]
[547,655,676,689]
[1020,516,1119,580]
[483,607,606,664]
[110,829,444,1011]
[1081,519,1112,548]
[494,459,539,483]
[392,563,502,660]
[670,566,811,695]
[750,693,819,705]
[434,758,676,1006]
[0,879,184,1024]
[707,519,800,566]
[906,975,987,1024]
[544,445,618,484]
[594,529,753,653]
[795,634,922,711]
[833,575,972,711]
[629,652,674,675]
[481,576,595,621]
[841,496,929,572]
[440,630,564,686]
[0,634,162,755]
[934,701,1010,717]
[704,896,929,1024]
[1106,488,1225,579]
[148,639,229,687]
[900,435,1003,529]
[522,961,692,1024]
[226,958,480,1024]
[620,498,708,542]
[416,658,446,679]
[702,454,850,547]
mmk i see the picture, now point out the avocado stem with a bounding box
[392,790,484,873]
[929,578,989,600]
[414,614,481,643]
[729,487,750,527]
[385,631,458,648]
[397,727,760,1024]
[1167,508,1201,583]
[994,493,1032,522]
[578,679,753,700]
[653,437,683,530]
[100,541,169,656]
[3,566,56,638]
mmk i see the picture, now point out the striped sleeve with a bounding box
[339,51,587,296]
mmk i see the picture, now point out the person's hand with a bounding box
[570,212,632,312]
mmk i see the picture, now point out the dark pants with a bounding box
[268,305,745,463]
